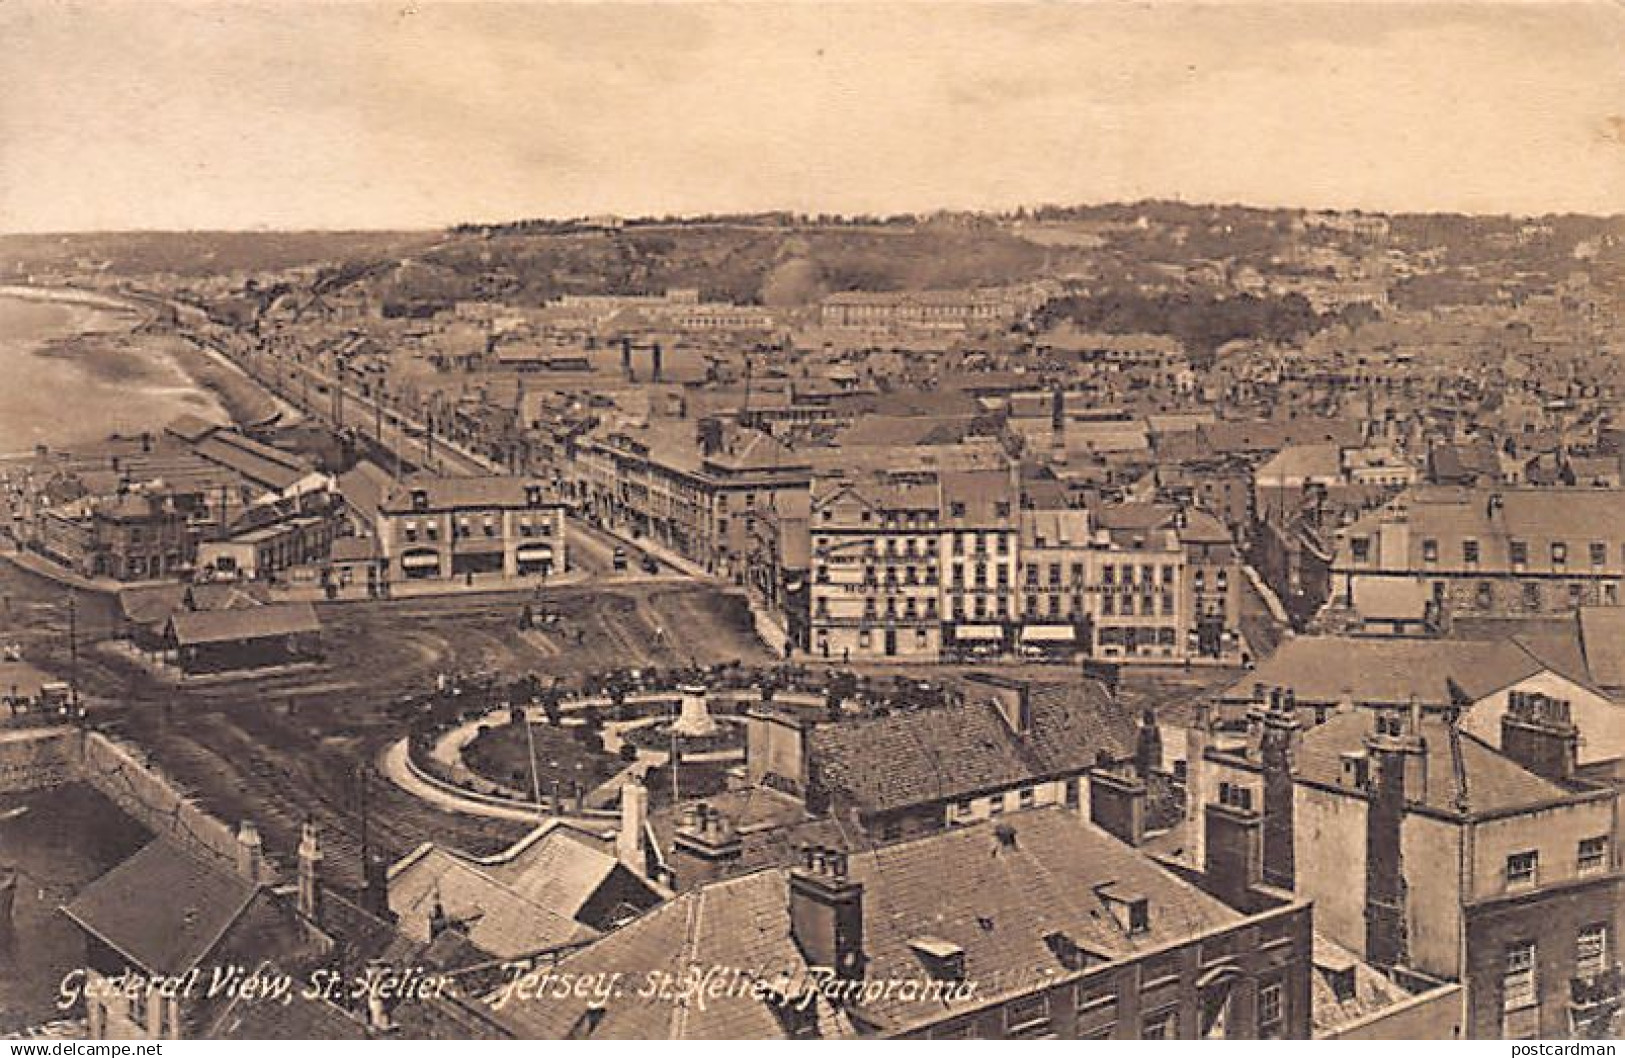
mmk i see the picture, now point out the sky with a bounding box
[1,1,1621,231]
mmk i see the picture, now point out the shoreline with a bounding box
[1,285,292,435]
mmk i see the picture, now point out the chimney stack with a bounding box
[362,852,394,922]
[1362,708,1421,969]
[1204,782,1263,908]
[1500,691,1579,782]
[1184,702,1213,868]
[1089,766,1147,846]
[671,802,743,887]
[235,821,265,886]
[617,778,649,874]
[1259,688,1300,890]
[788,845,865,981]
[1134,708,1162,780]
[297,818,322,922]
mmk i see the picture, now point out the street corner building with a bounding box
[375,474,567,584]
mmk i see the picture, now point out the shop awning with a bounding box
[516,545,554,560]
[401,552,442,569]
[954,625,1004,642]
[1020,625,1076,644]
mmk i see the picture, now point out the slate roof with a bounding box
[493,809,1242,1040]
[191,432,312,492]
[207,969,372,1040]
[166,601,320,646]
[61,839,258,977]
[379,474,557,514]
[118,582,268,628]
[387,846,598,960]
[474,825,626,917]
[810,681,1133,815]
[165,414,224,444]
[1340,486,1625,573]
[1218,635,1548,707]
[1578,606,1625,689]
[1293,711,1575,817]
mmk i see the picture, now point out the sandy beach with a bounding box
[0,290,288,454]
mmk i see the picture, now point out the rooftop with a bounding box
[811,680,1132,815]
[493,809,1243,1039]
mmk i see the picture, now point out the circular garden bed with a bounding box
[462,718,624,796]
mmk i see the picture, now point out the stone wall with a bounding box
[79,732,245,876]
[0,725,246,878]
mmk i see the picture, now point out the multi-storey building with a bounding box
[940,468,1020,658]
[808,471,941,660]
[38,488,203,581]
[572,420,809,580]
[818,283,1054,332]
[375,474,566,583]
[1088,520,1187,661]
[1196,689,1623,1038]
[1095,505,1242,661]
[1017,508,1093,656]
[1332,486,1625,622]
[492,808,1315,1040]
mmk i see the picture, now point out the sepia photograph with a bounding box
[0,0,1620,1045]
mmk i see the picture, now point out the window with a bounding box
[1476,581,1494,609]
[1142,952,1180,987]
[1350,537,1371,562]
[1258,979,1284,1037]
[1142,1009,1178,1039]
[1577,924,1610,978]
[1503,941,1537,1012]
[1578,836,1608,874]
[1592,542,1607,567]
[1523,582,1541,609]
[1422,538,1439,563]
[1552,541,1568,565]
[950,502,966,518]
[1018,786,1035,808]
[1511,540,1529,566]
[1463,539,1481,565]
[1003,993,1051,1035]
[1505,851,1538,890]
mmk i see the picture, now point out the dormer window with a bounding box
[1340,751,1370,790]
[410,489,429,512]
[908,936,966,981]
[1096,883,1151,937]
